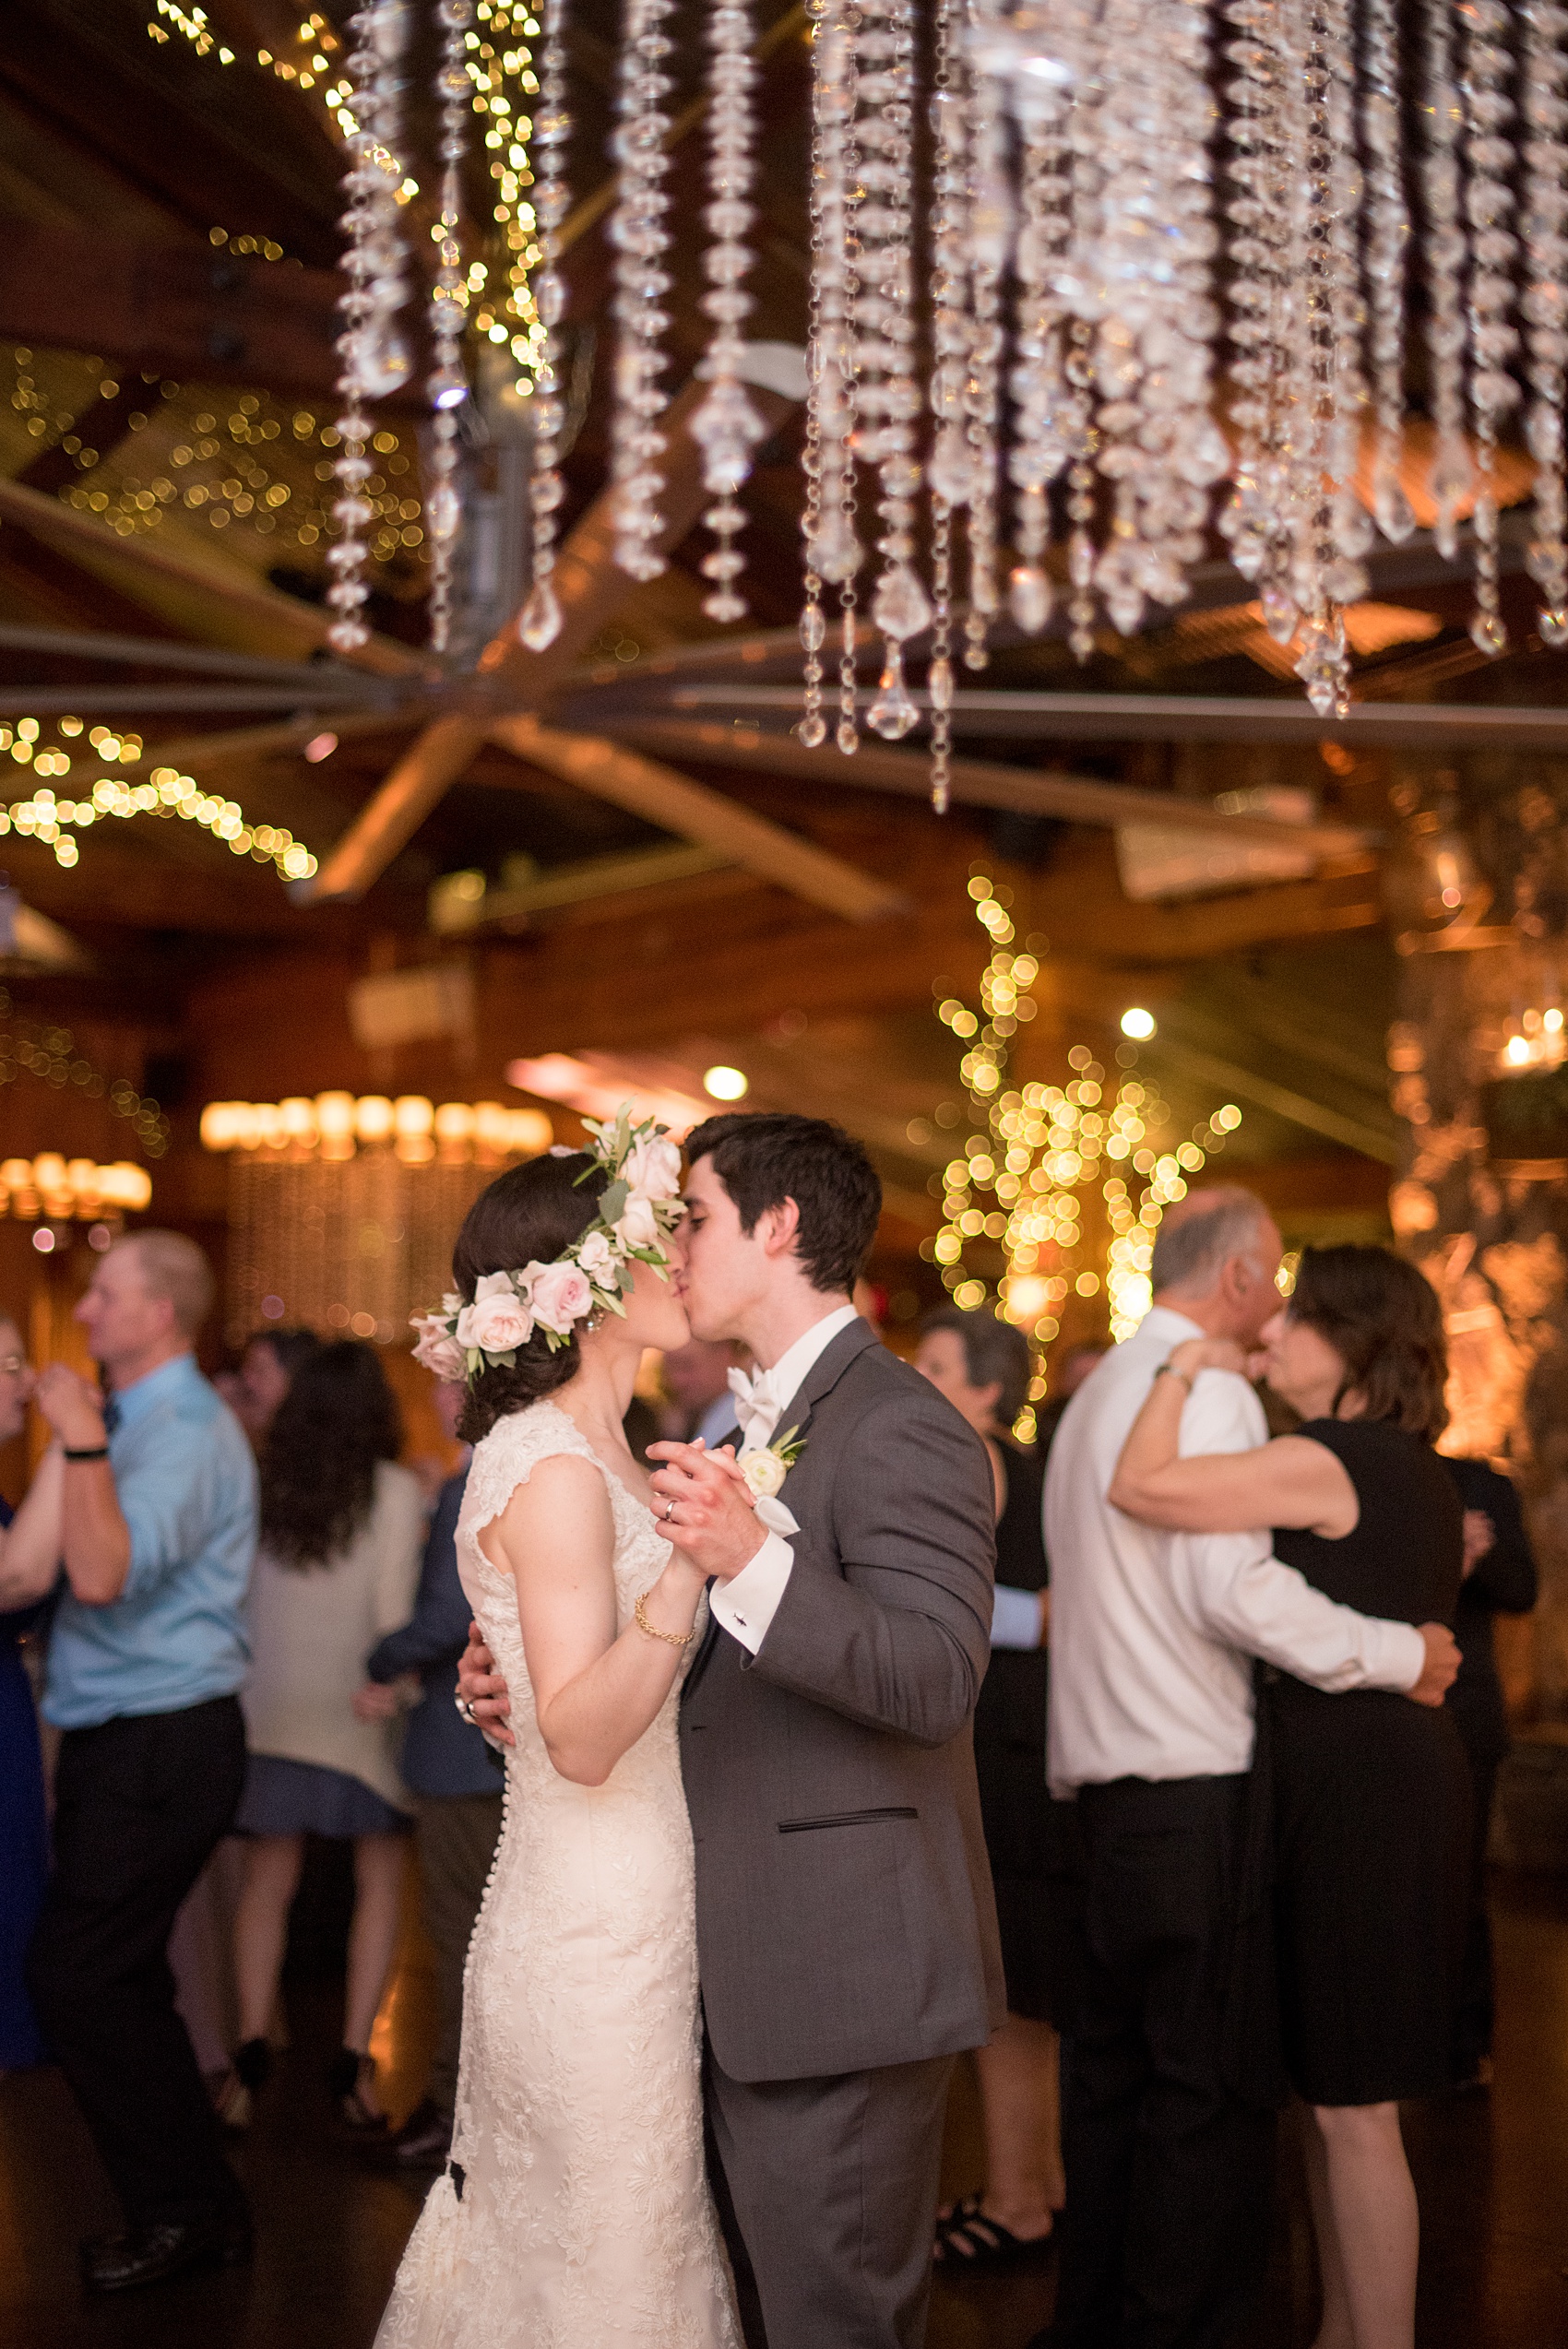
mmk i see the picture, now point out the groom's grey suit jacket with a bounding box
[679,1315,1005,2083]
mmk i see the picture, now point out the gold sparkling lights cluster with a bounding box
[925,874,1242,1368]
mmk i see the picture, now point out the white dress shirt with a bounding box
[1043,1305,1427,1797]
[707,1302,861,1655]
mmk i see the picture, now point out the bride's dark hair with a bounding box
[452,1151,609,1443]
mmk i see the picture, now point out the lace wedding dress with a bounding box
[375,1401,739,2349]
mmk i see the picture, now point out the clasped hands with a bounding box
[32,1363,108,1452]
[456,1440,769,1750]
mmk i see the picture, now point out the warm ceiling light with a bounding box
[1120,1007,1157,1040]
[703,1065,749,1101]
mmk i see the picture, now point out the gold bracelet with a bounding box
[635,1589,696,1649]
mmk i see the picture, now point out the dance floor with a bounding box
[2,1868,1566,2348]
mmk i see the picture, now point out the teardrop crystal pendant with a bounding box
[867,648,920,741]
[1469,609,1509,658]
[1008,564,1052,635]
[517,578,564,653]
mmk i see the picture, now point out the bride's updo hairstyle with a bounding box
[1288,1243,1448,1444]
[451,1151,609,1442]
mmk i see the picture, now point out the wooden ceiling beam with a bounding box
[485,715,908,924]
[298,373,801,904]
[594,716,1374,854]
[2,2,338,260]
[0,475,423,677]
[0,223,410,404]
[655,682,1568,751]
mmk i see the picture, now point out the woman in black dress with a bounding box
[1110,1246,1468,2349]
[915,1307,1063,2266]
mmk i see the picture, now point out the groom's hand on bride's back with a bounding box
[458,1620,517,1748]
[647,1441,766,1583]
[1408,1621,1461,1708]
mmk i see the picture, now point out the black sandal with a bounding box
[933,2194,1054,2269]
[327,2047,387,2134]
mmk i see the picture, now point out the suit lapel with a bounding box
[680,1318,879,1701]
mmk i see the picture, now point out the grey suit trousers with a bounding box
[705,2038,954,2349]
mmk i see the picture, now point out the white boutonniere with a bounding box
[742,1426,806,1536]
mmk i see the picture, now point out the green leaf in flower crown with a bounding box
[599,1177,629,1225]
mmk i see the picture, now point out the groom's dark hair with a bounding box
[685,1113,882,1296]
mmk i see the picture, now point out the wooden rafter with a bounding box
[297,373,801,904]
[595,717,1375,854]
[0,475,422,675]
[486,715,907,924]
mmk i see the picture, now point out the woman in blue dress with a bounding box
[0,1316,66,2070]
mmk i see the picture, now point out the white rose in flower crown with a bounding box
[742,1448,789,1500]
[411,1319,466,1381]
[576,1229,617,1286]
[613,1194,660,1252]
[528,1259,594,1335]
[624,1134,683,1203]
[457,1281,534,1354]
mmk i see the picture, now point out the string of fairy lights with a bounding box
[0,995,172,1159]
[0,722,318,879]
[141,0,549,397]
[925,872,1243,1423]
[6,350,423,565]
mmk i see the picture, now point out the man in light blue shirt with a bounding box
[24,1231,257,2295]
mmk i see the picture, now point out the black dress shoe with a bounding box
[389,2096,454,2166]
[81,2212,254,2294]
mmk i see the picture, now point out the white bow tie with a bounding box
[728,1363,782,1444]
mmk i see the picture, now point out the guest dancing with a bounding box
[915,1306,1063,2266]
[1111,1242,1470,2349]
[225,1338,425,2133]
[1439,1453,1538,2090]
[0,1313,65,2073]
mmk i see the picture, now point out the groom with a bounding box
[462,1111,1004,2347]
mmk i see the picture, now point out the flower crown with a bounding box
[410,1108,686,1382]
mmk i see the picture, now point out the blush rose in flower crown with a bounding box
[410,1108,687,1380]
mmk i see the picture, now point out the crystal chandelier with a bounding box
[328,0,1568,794]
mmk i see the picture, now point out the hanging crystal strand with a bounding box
[796,0,832,748]
[517,0,573,652]
[1293,0,1367,718]
[1361,0,1414,544]
[1064,320,1099,663]
[1087,0,1225,639]
[1420,0,1474,563]
[1219,0,1290,597]
[608,0,678,579]
[859,0,930,740]
[1005,15,1072,637]
[961,13,1007,671]
[926,0,969,806]
[328,0,412,656]
[801,0,863,753]
[1461,1,1520,656]
[690,0,766,623]
[1522,0,1568,647]
[425,0,476,656]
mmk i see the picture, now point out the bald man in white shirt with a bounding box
[1035,1189,1458,2349]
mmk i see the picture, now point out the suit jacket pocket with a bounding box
[777,1806,918,1833]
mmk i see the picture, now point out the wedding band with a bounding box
[455,1694,478,1726]
[664,1499,677,1522]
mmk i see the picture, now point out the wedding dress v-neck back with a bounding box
[375,1400,738,2349]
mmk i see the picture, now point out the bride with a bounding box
[377,1115,740,2349]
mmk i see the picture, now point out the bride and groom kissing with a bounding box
[381,1109,1004,2349]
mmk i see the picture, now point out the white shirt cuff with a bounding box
[991,1584,1043,1651]
[707,1530,795,1656]
[1369,1619,1428,1692]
